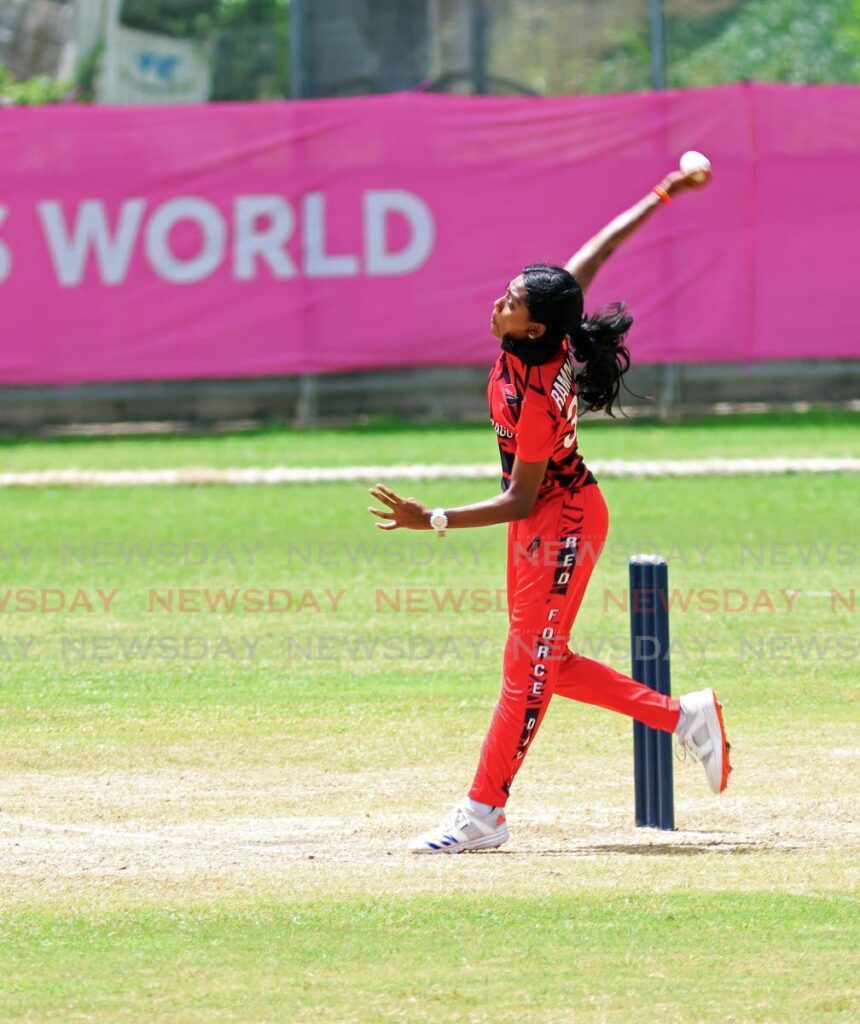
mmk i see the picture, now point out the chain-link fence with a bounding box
[289,0,860,100]
[3,1,858,104]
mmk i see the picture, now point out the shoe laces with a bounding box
[440,804,471,832]
[675,736,732,769]
[674,738,698,765]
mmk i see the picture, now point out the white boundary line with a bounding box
[0,457,858,487]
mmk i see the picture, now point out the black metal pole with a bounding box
[471,0,489,95]
[648,0,667,90]
[289,0,319,424]
[289,0,304,100]
[648,1,679,417]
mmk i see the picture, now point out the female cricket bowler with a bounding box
[367,166,731,853]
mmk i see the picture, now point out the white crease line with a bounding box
[0,815,325,853]
[0,457,858,487]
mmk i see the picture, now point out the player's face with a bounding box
[490,275,544,343]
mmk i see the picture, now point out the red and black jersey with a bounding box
[487,340,595,500]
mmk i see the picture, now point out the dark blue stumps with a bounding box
[629,555,675,830]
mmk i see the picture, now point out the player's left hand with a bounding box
[368,484,432,530]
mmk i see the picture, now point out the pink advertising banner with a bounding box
[1,83,858,385]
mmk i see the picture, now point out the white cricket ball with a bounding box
[680,150,711,182]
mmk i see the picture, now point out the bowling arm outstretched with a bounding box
[565,168,712,295]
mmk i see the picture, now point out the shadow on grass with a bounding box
[493,839,800,857]
[572,841,780,856]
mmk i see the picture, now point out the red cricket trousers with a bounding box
[469,483,680,807]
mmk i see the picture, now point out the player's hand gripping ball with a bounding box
[661,153,713,196]
[679,150,712,183]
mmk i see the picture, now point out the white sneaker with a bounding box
[408,803,510,854]
[676,688,732,794]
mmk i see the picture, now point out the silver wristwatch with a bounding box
[429,508,448,536]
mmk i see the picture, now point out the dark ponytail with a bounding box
[521,264,636,418]
[571,303,634,418]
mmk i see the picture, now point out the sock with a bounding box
[465,796,496,816]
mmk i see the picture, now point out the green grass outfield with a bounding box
[1,412,858,1023]
[1,407,858,470]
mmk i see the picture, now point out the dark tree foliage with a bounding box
[212,0,290,100]
[119,1,218,40]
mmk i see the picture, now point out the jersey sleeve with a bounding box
[515,391,557,462]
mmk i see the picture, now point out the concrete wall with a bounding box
[0,0,72,79]
[1,359,858,434]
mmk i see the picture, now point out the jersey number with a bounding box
[562,395,578,449]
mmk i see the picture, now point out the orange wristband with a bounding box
[653,185,672,204]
